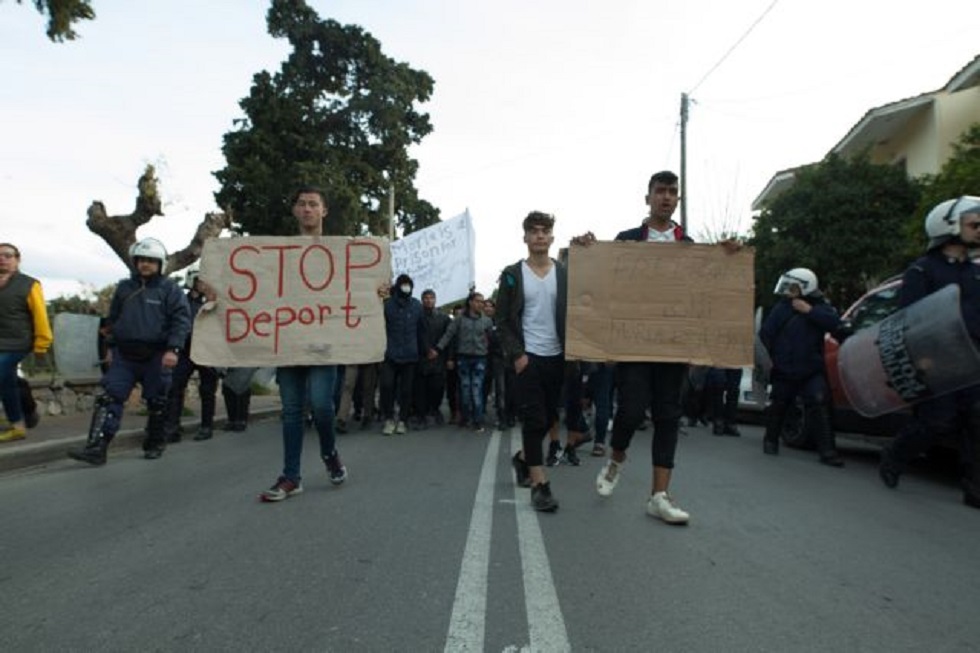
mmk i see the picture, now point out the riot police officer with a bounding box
[879,196,980,508]
[759,268,845,466]
[68,238,191,465]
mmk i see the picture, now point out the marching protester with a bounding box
[879,196,980,508]
[433,291,493,432]
[379,273,427,435]
[258,186,349,501]
[417,288,451,427]
[163,267,219,442]
[68,238,191,464]
[496,211,567,512]
[481,299,514,430]
[759,268,845,467]
[0,243,53,443]
[576,170,733,525]
[444,303,464,425]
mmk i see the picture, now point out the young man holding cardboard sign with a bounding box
[260,187,348,502]
[573,171,693,524]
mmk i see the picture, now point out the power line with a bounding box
[688,0,781,94]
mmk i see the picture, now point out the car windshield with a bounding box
[847,285,901,331]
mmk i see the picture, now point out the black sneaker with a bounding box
[723,424,741,437]
[560,447,581,466]
[144,446,165,460]
[512,452,531,487]
[323,451,348,485]
[531,482,559,512]
[546,441,561,467]
[194,426,213,441]
[25,410,40,429]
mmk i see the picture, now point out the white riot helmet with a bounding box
[184,263,200,289]
[128,237,168,274]
[924,195,980,250]
[773,268,818,297]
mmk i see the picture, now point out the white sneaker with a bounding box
[395,420,407,435]
[382,420,396,436]
[646,492,689,525]
[596,459,623,497]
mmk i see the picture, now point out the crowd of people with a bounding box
[2,177,978,516]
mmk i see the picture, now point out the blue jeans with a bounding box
[588,363,615,444]
[277,365,338,482]
[0,352,27,424]
[456,356,487,426]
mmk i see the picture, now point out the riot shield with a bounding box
[837,284,980,417]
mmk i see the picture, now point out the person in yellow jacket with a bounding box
[0,243,53,442]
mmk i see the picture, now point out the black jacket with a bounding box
[494,259,567,365]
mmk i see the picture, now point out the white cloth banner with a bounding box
[390,210,476,305]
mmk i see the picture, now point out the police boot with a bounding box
[69,395,115,465]
[807,404,844,467]
[143,399,168,460]
[762,404,785,455]
[68,437,110,465]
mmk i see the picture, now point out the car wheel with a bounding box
[780,403,813,449]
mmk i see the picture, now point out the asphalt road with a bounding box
[2,420,978,652]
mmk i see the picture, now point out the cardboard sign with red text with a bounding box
[566,242,754,367]
[190,236,391,367]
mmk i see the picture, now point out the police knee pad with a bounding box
[94,392,114,408]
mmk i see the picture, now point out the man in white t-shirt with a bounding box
[494,211,567,512]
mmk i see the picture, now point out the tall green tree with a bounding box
[904,122,980,259]
[215,0,439,237]
[749,154,920,311]
[13,0,94,41]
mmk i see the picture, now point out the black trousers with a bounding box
[380,360,416,422]
[415,370,446,417]
[516,354,565,467]
[610,361,686,469]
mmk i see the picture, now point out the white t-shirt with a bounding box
[521,260,562,356]
[646,225,678,242]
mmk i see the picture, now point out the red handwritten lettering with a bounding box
[345,241,382,292]
[342,292,360,329]
[228,246,260,301]
[261,245,303,298]
[299,244,335,291]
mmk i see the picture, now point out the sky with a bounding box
[2,0,978,301]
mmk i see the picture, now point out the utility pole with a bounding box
[387,183,395,241]
[679,92,689,232]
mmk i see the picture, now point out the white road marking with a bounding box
[511,431,571,653]
[444,430,501,652]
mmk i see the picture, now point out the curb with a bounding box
[0,408,281,474]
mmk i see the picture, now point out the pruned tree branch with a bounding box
[86,165,231,275]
